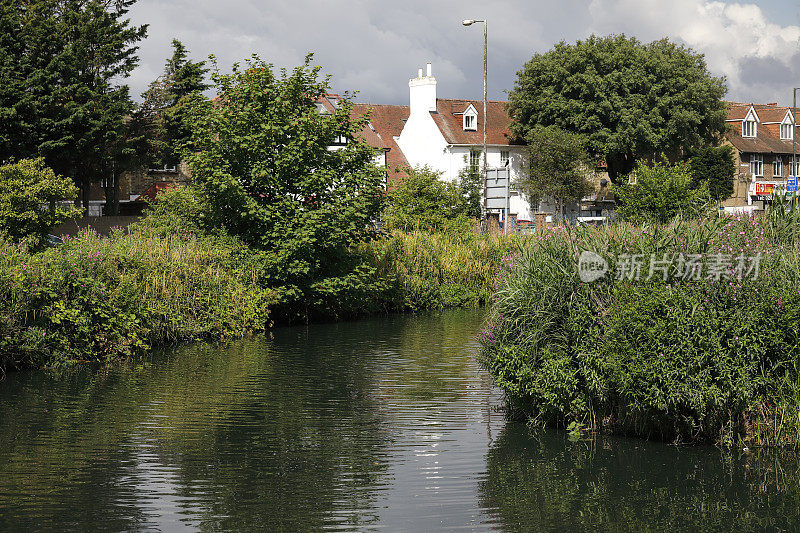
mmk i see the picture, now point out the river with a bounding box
[1,309,799,531]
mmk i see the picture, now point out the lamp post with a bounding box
[462,19,488,225]
[794,88,800,184]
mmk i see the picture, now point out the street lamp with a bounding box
[462,19,488,225]
[793,88,800,183]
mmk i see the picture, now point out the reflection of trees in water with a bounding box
[0,330,393,531]
[0,309,492,530]
[480,423,800,531]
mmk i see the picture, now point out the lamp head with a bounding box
[462,19,475,26]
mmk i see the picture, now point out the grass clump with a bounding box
[480,210,800,446]
[0,228,274,371]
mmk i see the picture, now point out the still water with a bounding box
[1,309,800,532]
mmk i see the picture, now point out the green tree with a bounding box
[688,145,735,201]
[139,39,209,169]
[517,125,594,223]
[614,160,709,224]
[385,166,471,232]
[508,35,727,183]
[457,152,483,219]
[0,0,147,210]
[183,55,385,320]
[0,158,82,246]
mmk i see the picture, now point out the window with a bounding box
[463,113,477,131]
[782,122,794,140]
[750,154,763,177]
[743,120,756,138]
[791,156,800,177]
[774,156,783,177]
[500,150,510,167]
[628,171,637,185]
[469,149,481,170]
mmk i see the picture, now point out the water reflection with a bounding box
[482,423,800,531]
[1,309,799,531]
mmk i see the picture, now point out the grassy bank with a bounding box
[0,222,516,371]
[480,211,800,446]
[0,228,275,371]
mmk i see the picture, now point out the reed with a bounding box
[481,211,800,446]
[0,228,274,370]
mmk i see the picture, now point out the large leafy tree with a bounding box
[0,0,147,209]
[517,125,594,223]
[508,35,728,183]
[184,55,385,320]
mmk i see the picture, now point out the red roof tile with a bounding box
[352,103,411,185]
[725,101,800,154]
[430,99,522,146]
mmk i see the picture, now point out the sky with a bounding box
[126,0,800,106]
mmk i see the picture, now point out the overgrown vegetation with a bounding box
[614,160,711,224]
[480,207,800,446]
[0,227,275,371]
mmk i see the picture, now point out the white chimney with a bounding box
[409,63,437,116]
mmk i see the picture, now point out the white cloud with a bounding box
[588,0,800,103]
[123,0,800,106]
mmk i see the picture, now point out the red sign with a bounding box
[756,182,774,195]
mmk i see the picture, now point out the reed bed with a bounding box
[481,210,800,446]
[0,228,274,370]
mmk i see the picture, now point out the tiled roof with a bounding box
[430,99,522,146]
[725,101,800,154]
[352,103,411,184]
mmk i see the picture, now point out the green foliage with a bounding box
[689,145,735,201]
[0,159,82,247]
[136,39,209,169]
[481,214,800,445]
[614,160,710,224]
[508,34,727,182]
[385,166,474,233]
[457,158,484,219]
[0,227,275,370]
[519,125,594,220]
[360,230,520,311]
[182,54,385,321]
[0,0,147,204]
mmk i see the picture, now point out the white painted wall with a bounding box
[396,63,536,221]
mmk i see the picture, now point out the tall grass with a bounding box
[481,210,800,446]
[361,229,521,310]
[0,228,274,370]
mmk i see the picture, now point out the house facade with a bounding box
[723,102,800,212]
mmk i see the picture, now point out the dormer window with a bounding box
[742,106,758,138]
[462,104,478,131]
[781,113,794,140]
[464,114,476,130]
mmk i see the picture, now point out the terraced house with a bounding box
[724,102,800,211]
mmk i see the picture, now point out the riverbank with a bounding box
[480,211,800,446]
[0,220,517,371]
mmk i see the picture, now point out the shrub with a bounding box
[384,166,475,233]
[0,159,82,247]
[614,160,710,224]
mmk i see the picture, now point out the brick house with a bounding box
[723,102,799,211]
